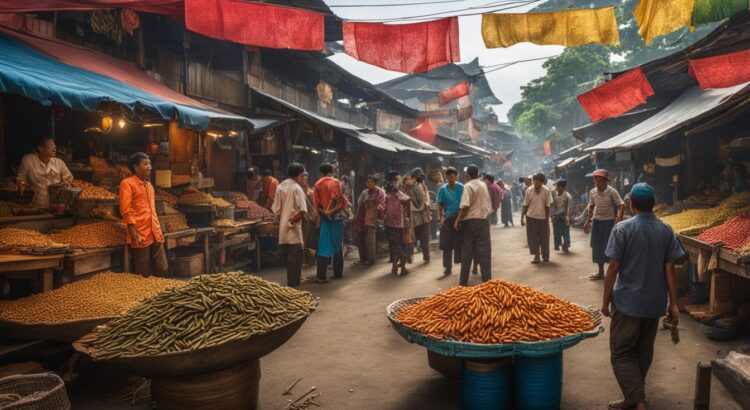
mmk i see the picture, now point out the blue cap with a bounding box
[630,183,655,200]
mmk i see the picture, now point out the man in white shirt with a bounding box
[454,165,493,286]
[272,162,308,287]
[17,135,73,209]
[522,173,553,264]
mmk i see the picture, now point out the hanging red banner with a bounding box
[343,17,459,73]
[408,118,438,144]
[438,80,469,106]
[543,140,552,157]
[0,0,181,15]
[185,0,324,51]
[577,67,654,122]
[688,48,750,90]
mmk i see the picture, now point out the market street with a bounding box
[249,221,744,410]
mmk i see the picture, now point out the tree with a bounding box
[508,0,720,139]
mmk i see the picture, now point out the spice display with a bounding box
[236,201,274,219]
[0,272,183,324]
[224,191,249,203]
[178,192,232,208]
[397,280,594,344]
[660,192,750,235]
[0,227,64,249]
[697,213,750,251]
[84,272,311,359]
[213,219,243,229]
[89,205,121,222]
[50,221,126,248]
[71,179,117,200]
[162,213,189,233]
[155,190,179,206]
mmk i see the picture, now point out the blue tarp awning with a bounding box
[0,30,251,131]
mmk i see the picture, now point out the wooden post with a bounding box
[203,230,210,274]
[123,245,130,273]
[694,362,711,410]
[38,269,53,292]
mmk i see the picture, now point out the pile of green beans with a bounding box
[86,272,312,359]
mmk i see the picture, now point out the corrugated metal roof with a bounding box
[587,82,750,151]
[384,131,455,156]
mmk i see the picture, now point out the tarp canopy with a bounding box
[250,87,439,156]
[385,131,455,156]
[587,82,750,151]
[0,29,251,131]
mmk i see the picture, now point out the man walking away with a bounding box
[498,179,514,227]
[601,183,683,410]
[120,152,167,276]
[584,169,625,280]
[272,163,308,287]
[354,175,385,266]
[522,173,552,264]
[552,179,573,253]
[437,167,464,276]
[313,162,348,283]
[383,171,411,276]
[485,174,502,226]
[409,168,432,264]
[455,165,492,286]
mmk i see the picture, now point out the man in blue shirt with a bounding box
[601,183,685,410]
[437,167,464,276]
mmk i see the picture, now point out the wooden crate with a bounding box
[172,252,204,277]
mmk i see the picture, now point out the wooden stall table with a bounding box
[61,246,124,284]
[678,234,750,280]
[212,220,261,272]
[0,253,64,292]
[161,227,214,276]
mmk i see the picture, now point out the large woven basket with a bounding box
[386,297,603,359]
[0,373,70,410]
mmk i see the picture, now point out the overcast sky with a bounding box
[324,0,564,122]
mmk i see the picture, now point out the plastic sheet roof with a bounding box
[587,82,750,151]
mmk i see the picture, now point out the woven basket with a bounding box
[0,373,70,410]
[386,297,603,359]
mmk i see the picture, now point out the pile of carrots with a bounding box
[397,280,594,344]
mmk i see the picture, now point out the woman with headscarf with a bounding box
[382,171,411,276]
[497,179,514,227]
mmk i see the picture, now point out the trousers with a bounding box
[610,311,659,407]
[413,223,430,261]
[526,216,550,260]
[356,226,377,264]
[131,242,168,276]
[440,216,462,270]
[280,244,303,287]
[459,218,491,286]
[552,215,571,248]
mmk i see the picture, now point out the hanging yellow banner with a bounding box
[481,6,620,48]
[634,0,694,46]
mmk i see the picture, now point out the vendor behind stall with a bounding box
[732,163,749,193]
[120,152,167,276]
[17,135,73,208]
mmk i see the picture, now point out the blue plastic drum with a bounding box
[513,352,563,410]
[461,358,512,410]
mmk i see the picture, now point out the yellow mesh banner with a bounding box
[634,0,694,45]
[481,6,620,48]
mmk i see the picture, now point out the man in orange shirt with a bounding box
[120,152,167,276]
[261,169,280,210]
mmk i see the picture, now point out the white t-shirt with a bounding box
[524,186,553,220]
[17,154,73,208]
[271,179,308,245]
[459,178,492,220]
[589,186,624,221]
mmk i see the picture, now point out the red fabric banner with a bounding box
[438,80,469,106]
[688,48,750,90]
[577,67,654,122]
[408,118,437,144]
[185,0,324,51]
[0,0,182,15]
[343,17,460,73]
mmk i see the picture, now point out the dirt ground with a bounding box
[71,218,747,409]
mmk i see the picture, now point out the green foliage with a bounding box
[507,0,721,139]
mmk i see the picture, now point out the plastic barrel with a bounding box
[461,358,512,410]
[513,352,563,410]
